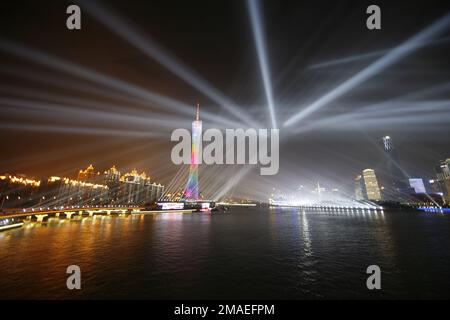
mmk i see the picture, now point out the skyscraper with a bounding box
[183,103,202,200]
[77,164,101,183]
[355,175,365,200]
[119,169,164,204]
[362,169,382,201]
[355,169,382,201]
[428,179,443,195]
[355,169,381,201]
[408,178,427,194]
[104,166,121,203]
[382,136,408,195]
[435,158,450,202]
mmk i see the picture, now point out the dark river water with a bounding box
[0,207,449,299]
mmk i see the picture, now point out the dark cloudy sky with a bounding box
[0,0,449,199]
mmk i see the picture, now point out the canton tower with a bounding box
[183,103,202,200]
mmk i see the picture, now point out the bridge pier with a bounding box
[55,212,60,217]
[88,211,94,217]
[35,214,48,223]
[106,210,111,215]
[65,211,76,219]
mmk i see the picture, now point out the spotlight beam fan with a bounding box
[284,12,450,128]
[0,122,165,138]
[289,82,450,135]
[308,36,450,69]
[0,39,243,129]
[246,0,277,129]
[79,0,261,129]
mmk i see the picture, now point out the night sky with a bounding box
[0,0,449,199]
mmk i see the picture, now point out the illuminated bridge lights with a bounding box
[270,202,382,211]
[246,0,277,129]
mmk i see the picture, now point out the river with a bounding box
[0,207,449,299]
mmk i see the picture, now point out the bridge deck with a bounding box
[0,207,144,219]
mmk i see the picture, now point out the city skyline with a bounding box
[2,143,450,206]
[1,132,449,200]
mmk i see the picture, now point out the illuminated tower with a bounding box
[183,103,202,200]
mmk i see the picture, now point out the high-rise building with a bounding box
[435,158,450,202]
[409,178,427,194]
[1,165,165,209]
[0,174,41,208]
[104,166,121,203]
[355,169,381,201]
[382,136,408,195]
[183,103,202,200]
[428,179,443,195]
[119,169,164,205]
[120,169,147,204]
[355,175,365,200]
[362,169,382,201]
[45,176,109,207]
[104,165,121,184]
[77,164,101,184]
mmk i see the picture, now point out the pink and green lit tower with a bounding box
[183,103,202,200]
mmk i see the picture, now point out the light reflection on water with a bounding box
[0,208,449,299]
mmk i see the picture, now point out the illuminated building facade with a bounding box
[104,166,121,203]
[355,169,382,201]
[119,169,164,205]
[104,165,121,184]
[0,174,41,208]
[183,103,202,200]
[435,158,450,203]
[428,179,443,195]
[0,165,165,210]
[77,164,102,184]
[44,176,109,207]
[408,178,427,194]
[362,169,382,201]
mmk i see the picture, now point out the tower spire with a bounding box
[196,101,200,121]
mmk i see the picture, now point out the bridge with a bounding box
[216,202,257,207]
[0,206,145,222]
